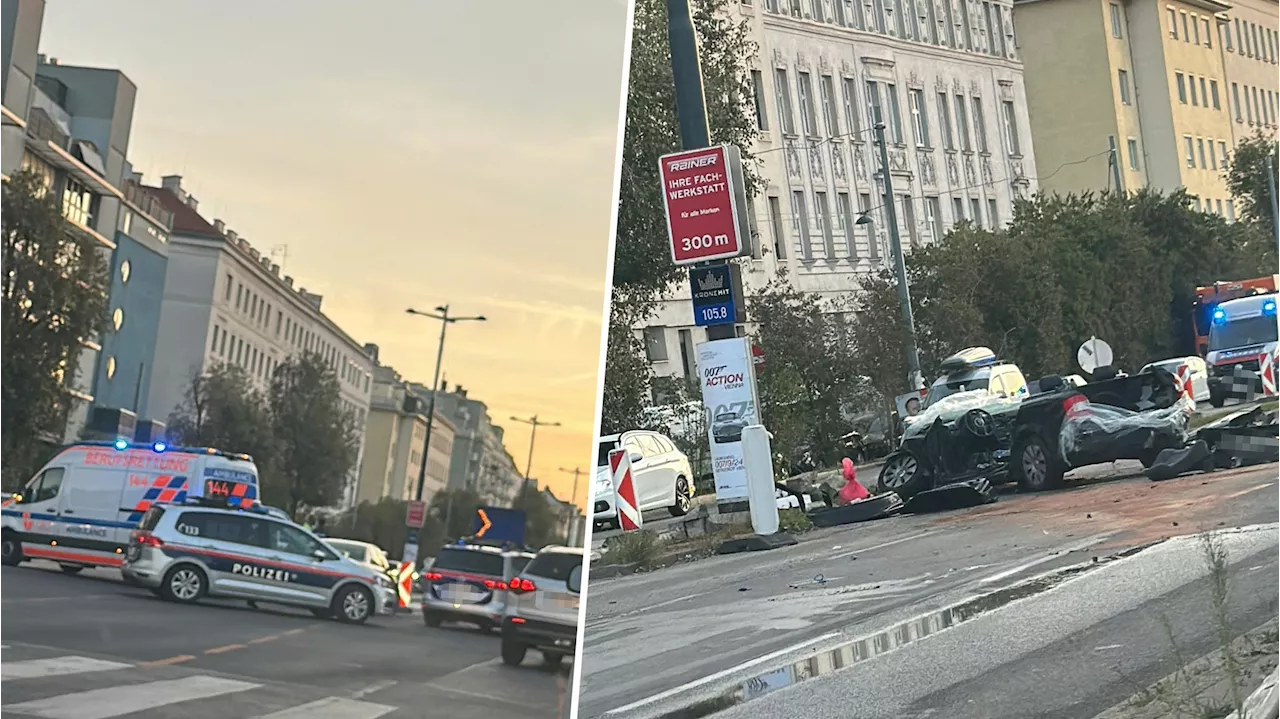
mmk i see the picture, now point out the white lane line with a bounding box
[1223,482,1275,499]
[349,679,397,700]
[253,697,396,719]
[422,682,535,709]
[829,531,941,560]
[2,656,132,681]
[4,675,260,719]
[978,535,1114,586]
[600,632,843,716]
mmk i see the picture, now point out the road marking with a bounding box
[281,628,308,637]
[248,635,280,645]
[1223,482,1275,500]
[253,697,396,719]
[137,654,196,668]
[600,632,843,716]
[829,531,941,560]
[205,643,247,655]
[350,679,397,699]
[423,682,531,709]
[1094,644,1125,652]
[978,535,1113,586]
[2,594,118,605]
[4,675,259,718]
[1,656,132,681]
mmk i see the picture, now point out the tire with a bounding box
[501,638,528,667]
[59,564,84,575]
[332,584,374,625]
[1012,433,1064,492]
[310,608,333,619]
[160,564,207,604]
[668,477,692,517]
[2,532,24,566]
[876,451,931,499]
[423,612,443,628]
[543,651,564,667]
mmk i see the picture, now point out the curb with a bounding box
[1226,667,1279,719]
[590,562,641,579]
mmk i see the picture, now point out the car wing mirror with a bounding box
[629,452,644,464]
[567,565,582,595]
[311,549,330,561]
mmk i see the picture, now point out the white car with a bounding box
[592,431,694,529]
[1140,356,1211,403]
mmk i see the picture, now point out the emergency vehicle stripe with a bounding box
[4,676,260,718]
[164,543,372,582]
[232,483,248,498]
[23,546,124,566]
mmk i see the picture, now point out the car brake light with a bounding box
[424,572,442,581]
[509,578,536,594]
[136,533,163,548]
[1062,394,1087,416]
[483,579,507,590]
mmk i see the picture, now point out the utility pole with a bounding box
[666,0,711,150]
[1268,148,1279,251]
[872,122,924,391]
[557,467,584,546]
[511,415,561,502]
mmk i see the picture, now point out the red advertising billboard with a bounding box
[659,145,749,265]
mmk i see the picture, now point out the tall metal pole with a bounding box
[1267,149,1279,251]
[666,0,710,150]
[413,312,448,503]
[512,415,561,502]
[873,122,924,391]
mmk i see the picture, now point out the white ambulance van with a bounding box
[1,440,260,573]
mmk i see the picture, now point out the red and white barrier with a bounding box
[608,448,643,532]
[1174,364,1195,402]
[1263,350,1279,397]
[396,561,414,608]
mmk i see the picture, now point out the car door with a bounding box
[636,434,675,509]
[181,512,275,600]
[263,520,338,606]
[16,466,68,556]
[620,435,649,506]
[59,468,129,550]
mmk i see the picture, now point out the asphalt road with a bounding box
[1,562,569,718]
[577,461,1280,719]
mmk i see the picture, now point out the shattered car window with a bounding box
[1059,397,1196,462]
[904,390,1023,440]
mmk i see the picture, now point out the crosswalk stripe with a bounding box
[2,656,132,681]
[4,675,260,719]
[253,696,397,719]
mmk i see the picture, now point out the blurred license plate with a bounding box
[535,592,578,610]
[441,583,482,602]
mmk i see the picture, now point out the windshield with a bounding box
[432,548,505,577]
[923,376,990,409]
[1208,315,1279,351]
[525,552,582,582]
[325,540,368,563]
[596,440,620,467]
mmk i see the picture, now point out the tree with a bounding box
[600,299,657,434]
[1224,132,1279,237]
[2,171,109,487]
[510,487,565,549]
[168,364,277,489]
[269,352,359,515]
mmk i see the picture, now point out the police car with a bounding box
[121,499,394,624]
[2,440,263,573]
[421,541,535,631]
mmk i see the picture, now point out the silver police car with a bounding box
[121,501,394,624]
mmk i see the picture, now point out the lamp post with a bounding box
[406,306,485,546]
[511,415,561,502]
[558,466,585,546]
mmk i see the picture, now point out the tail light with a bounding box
[1062,394,1088,416]
[483,579,507,590]
[423,572,443,582]
[135,532,163,548]
[508,578,537,594]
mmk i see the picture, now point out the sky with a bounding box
[39,0,630,510]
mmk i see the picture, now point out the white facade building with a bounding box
[641,0,1039,380]
[145,175,374,503]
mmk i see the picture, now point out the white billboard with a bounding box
[697,337,761,502]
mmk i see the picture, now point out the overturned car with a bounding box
[877,367,1193,499]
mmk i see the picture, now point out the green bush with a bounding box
[778,509,813,534]
[604,530,666,569]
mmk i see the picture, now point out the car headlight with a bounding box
[377,575,394,589]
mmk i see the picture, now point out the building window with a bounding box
[925,196,944,242]
[1168,7,1177,39]
[1203,18,1211,48]
[858,192,878,258]
[815,191,834,257]
[1199,77,1208,107]
[1127,138,1140,170]
[235,284,243,310]
[642,327,667,362]
[121,210,133,237]
[750,70,769,131]
[1191,13,1200,44]
[219,330,227,357]
[211,326,220,352]
[971,96,989,152]
[955,94,972,151]
[820,75,839,137]
[1210,80,1221,110]
[1110,3,1123,38]
[797,72,819,137]
[1226,199,1235,221]
[61,178,93,227]
[1180,11,1189,42]
[119,260,131,284]
[112,308,124,331]
[1118,70,1131,105]
[1232,82,1242,121]
[1176,73,1187,104]
[792,190,812,259]
[1209,141,1218,170]
[1218,140,1229,167]
[938,92,955,150]
[909,89,930,147]
[1197,137,1207,168]
[1184,136,1195,168]
[953,196,966,224]
[969,197,983,229]
[1216,199,1223,215]
[768,196,788,259]
[885,83,904,143]
[774,68,796,135]
[1001,101,1020,155]
[842,77,863,138]
[987,198,999,227]
[1189,74,1199,105]
[865,80,883,129]
[1223,23,1233,50]
[837,192,857,256]
[105,356,116,380]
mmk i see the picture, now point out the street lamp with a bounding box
[406,306,486,549]
[511,415,561,502]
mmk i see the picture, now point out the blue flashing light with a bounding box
[1263,299,1277,316]
[112,438,129,451]
[1212,307,1227,325]
[152,441,168,453]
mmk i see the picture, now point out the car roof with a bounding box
[326,538,376,548]
[536,545,585,557]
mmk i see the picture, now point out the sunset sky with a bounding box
[40,0,630,510]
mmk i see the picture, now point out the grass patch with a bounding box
[602,530,667,570]
[779,508,814,534]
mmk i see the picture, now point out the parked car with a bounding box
[592,430,694,529]
[325,538,399,609]
[1140,356,1211,403]
[501,545,582,668]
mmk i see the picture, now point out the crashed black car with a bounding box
[877,368,1193,498]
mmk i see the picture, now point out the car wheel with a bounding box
[668,477,692,517]
[310,608,333,619]
[2,532,24,566]
[876,451,931,499]
[160,565,207,604]
[59,564,84,575]
[543,651,564,667]
[1013,433,1064,492]
[332,585,373,625]
[423,611,443,628]
[501,638,528,666]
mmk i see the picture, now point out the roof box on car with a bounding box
[939,347,998,372]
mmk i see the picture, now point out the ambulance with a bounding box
[1,440,260,573]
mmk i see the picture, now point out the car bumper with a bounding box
[421,596,505,622]
[502,616,577,654]
[120,561,164,589]
[593,493,617,522]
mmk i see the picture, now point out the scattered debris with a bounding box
[1146,440,1212,481]
[808,492,904,528]
[902,478,999,514]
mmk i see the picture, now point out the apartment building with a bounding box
[1014,0,1276,217]
[642,0,1039,380]
[143,175,374,504]
[356,360,456,507]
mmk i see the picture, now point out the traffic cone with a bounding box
[838,457,871,504]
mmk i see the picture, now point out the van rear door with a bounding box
[59,468,130,552]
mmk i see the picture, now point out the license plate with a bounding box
[441,583,482,602]
[535,592,578,610]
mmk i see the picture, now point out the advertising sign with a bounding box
[659,145,751,265]
[690,263,737,327]
[405,500,427,529]
[697,337,761,502]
